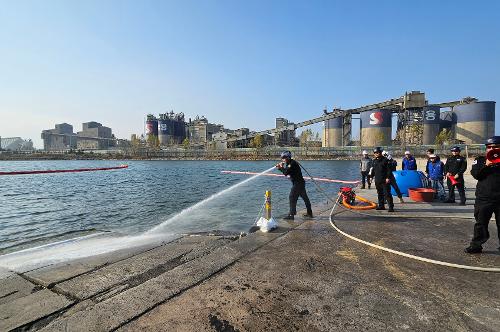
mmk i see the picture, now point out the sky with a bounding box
[0,0,499,148]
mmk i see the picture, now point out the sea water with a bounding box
[0,160,358,270]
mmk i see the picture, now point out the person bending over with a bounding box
[276,151,313,220]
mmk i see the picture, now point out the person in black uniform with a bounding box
[465,136,500,253]
[383,151,404,203]
[371,147,394,212]
[444,146,467,205]
[276,151,313,220]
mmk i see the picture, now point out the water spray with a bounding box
[147,166,276,234]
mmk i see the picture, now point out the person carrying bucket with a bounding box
[360,150,372,189]
[276,151,313,220]
[427,154,446,201]
[465,136,500,254]
[444,146,467,205]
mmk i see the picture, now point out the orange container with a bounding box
[408,188,436,202]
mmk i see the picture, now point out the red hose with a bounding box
[0,164,128,176]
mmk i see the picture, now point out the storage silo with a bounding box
[440,111,455,139]
[322,117,343,147]
[158,119,170,145]
[422,106,441,145]
[146,118,158,138]
[360,109,392,146]
[454,101,495,144]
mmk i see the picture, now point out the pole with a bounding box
[265,190,272,220]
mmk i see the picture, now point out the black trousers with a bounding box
[447,178,466,203]
[361,171,371,188]
[375,181,393,209]
[470,200,500,248]
[289,181,312,215]
[390,175,402,198]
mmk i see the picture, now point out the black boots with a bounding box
[464,246,482,254]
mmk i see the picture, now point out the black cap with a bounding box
[373,147,383,153]
[451,146,461,152]
[427,148,434,153]
[485,136,500,146]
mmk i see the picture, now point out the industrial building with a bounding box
[320,92,496,147]
[274,118,297,146]
[41,122,115,151]
[186,116,224,145]
[212,128,253,149]
[41,123,77,151]
[76,122,114,150]
[146,113,225,146]
[217,91,495,148]
[0,137,34,151]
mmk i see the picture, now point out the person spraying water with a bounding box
[275,151,313,220]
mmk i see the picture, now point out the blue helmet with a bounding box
[280,151,292,159]
[451,146,461,152]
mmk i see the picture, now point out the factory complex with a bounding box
[321,92,495,147]
[145,112,297,149]
[28,91,497,152]
[41,122,116,151]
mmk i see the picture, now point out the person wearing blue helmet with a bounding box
[465,136,500,254]
[276,151,313,220]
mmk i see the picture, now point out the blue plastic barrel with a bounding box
[391,170,426,197]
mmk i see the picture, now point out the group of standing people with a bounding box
[360,149,419,210]
[359,137,500,254]
[275,136,500,255]
[425,147,467,204]
[360,147,468,205]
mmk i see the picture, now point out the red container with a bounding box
[408,188,436,202]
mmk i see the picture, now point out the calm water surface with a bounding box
[0,160,358,264]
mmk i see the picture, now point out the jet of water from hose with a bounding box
[146,166,276,233]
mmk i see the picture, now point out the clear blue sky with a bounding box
[1,0,499,148]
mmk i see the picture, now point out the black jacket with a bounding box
[444,155,467,179]
[471,156,500,202]
[388,159,397,172]
[372,156,392,184]
[280,159,305,184]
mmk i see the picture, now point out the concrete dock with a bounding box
[1,175,499,331]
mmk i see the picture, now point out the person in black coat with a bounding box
[465,136,500,253]
[383,151,404,203]
[371,147,394,212]
[276,151,313,220]
[444,146,467,205]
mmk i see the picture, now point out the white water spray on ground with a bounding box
[147,166,276,234]
[0,166,275,272]
[0,232,177,272]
